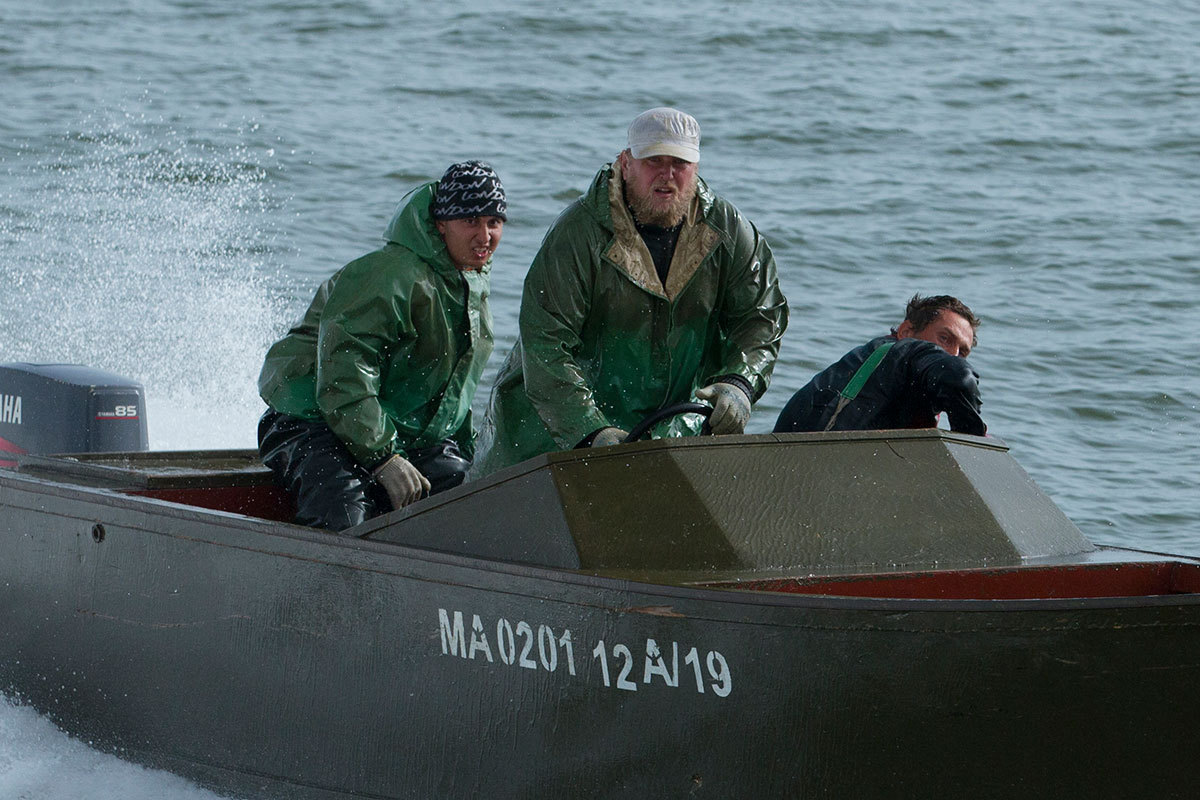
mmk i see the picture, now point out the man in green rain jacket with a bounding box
[257,161,506,531]
[475,109,788,475]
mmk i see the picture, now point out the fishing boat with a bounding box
[1,363,1197,798]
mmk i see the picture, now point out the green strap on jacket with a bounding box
[823,340,895,431]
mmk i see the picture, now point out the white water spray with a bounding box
[0,695,236,800]
[0,111,293,449]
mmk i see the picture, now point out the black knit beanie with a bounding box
[431,161,507,221]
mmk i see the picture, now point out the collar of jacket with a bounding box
[381,181,493,280]
[588,163,719,301]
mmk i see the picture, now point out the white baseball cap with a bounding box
[627,107,700,163]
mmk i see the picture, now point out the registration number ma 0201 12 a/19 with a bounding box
[437,608,733,697]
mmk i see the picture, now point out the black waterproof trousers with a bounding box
[257,410,469,532]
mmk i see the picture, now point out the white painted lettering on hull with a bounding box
[436,608,731,698]
[439,608,466,657]
[469,614,494,663]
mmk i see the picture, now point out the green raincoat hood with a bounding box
[383,183,494,277]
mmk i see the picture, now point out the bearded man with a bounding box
[474,107,788,475]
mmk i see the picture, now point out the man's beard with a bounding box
[626,178,696,227]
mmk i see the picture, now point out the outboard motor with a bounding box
[0,363,148,467]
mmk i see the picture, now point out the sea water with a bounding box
[1,0,1197,795]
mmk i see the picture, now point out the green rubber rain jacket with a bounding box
[475,164,787,475]
[258,183,493,468]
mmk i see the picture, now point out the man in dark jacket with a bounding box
[474,108,788,475]
[774,294,985,436]
[256,161,506,531]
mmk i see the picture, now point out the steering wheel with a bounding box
[621,402,713,443]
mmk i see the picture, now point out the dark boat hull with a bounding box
[3,462,1199,799]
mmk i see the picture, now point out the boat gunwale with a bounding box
[3,465,1200,619]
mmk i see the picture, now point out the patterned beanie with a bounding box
[431,161,507,221]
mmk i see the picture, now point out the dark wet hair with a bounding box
[897,294,980,345]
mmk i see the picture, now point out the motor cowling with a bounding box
[0,363,148,466]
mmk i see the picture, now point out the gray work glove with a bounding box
[590,427,629,448]
[373,454,431,510]
[695,382,752,435]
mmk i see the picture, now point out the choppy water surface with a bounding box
[1,0,1197,795]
